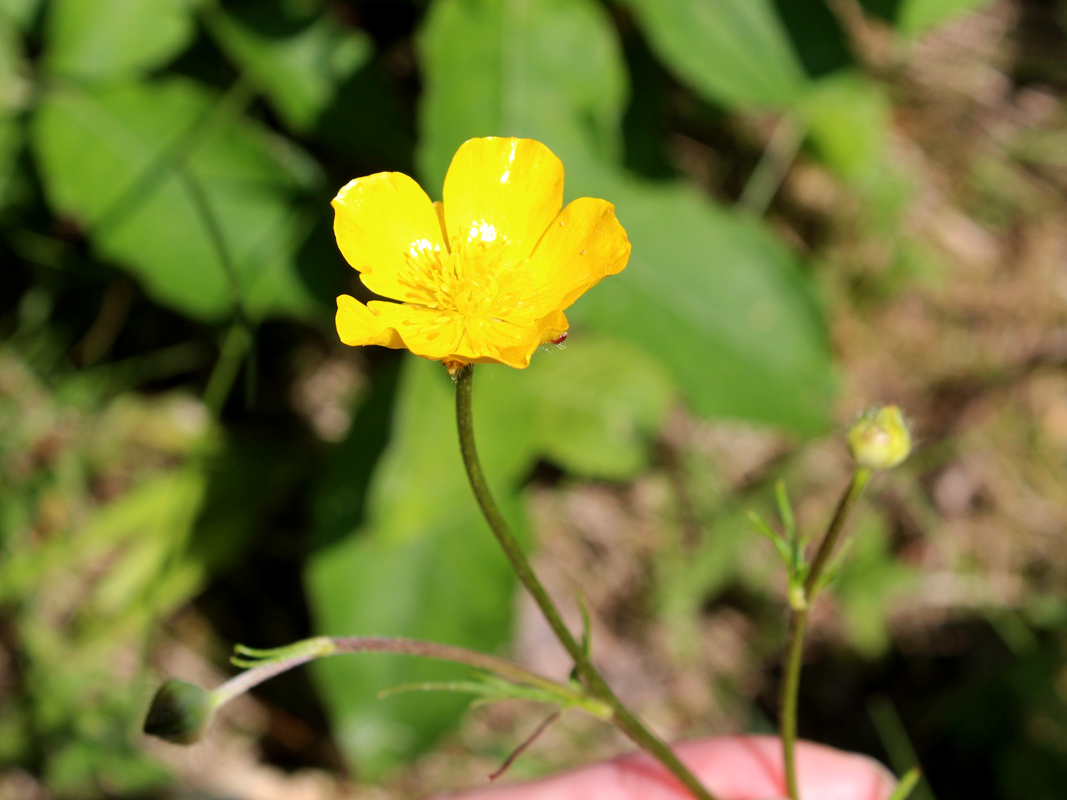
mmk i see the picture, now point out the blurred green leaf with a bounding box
[32,77,320,320]
[306,355,529,777]
[897,0,995,35]
[524,335,674,479]
[658,508,754,660]
[44,0,198,81]
[575,176,833,433]
[0,15,27,209]
[81,468,206,625]
[306,337,672,774]
[417,0,627,192]
[0,357,214,797]
[0,116,23,209]
[798,71,891,184]
[771,0,853,79]
[834,512,915,657]
[0,12,28,107]
[205,4,372,133]
[0,0,43,31]
[362,358,538,545]
[419,0,833,433]
[622,0,809,109]
[307,502,521,777]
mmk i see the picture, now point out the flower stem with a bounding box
[213,635,603,713]
[455,365,719,800]
[804,468,872,601]
[780,467,872,800]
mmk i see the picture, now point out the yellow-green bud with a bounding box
[143,679,216,744]
[848,406,911,470]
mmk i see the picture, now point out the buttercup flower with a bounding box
[332,137,631,368]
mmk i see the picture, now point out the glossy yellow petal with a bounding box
[523,197,630,311]
[332,139,626,369]
[332,172,445,301]
[366,301,465,360]
[432,200,448,245]
[536,310,569,346]
[453,310,569,369]
[442,138,563,268]
[335,294,404,348]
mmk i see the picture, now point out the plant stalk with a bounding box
[780,467,872,800]
[214,635,600,712]
[455,365,719,800]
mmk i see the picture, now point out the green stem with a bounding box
[203,322,252,418]
[455,365,719,800]
[738,114,806,217]
[804,468,872,600]
[779,606,809,800]
[214,635,604,714]
[780,467,872,800]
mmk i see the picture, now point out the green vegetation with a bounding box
[5,0,1067,798]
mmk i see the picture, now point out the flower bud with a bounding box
[143,679,217,744]
[848,406,911,470]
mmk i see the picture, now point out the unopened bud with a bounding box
[848,406,911,470]
[143,679,217,744]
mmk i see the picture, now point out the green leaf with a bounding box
[305,355,531,778]
[0,0,44,31]
[798,71,891,184]
[306,341,673,774]
[0,115,19,209]
[523,335,674,479]
[417,0,627,193]
[32,77,320,321]
[205,4,372,133]
[575,175,833,432]
[0,15,28,209]
[897,0,995,35]
[43,0,198,81]
[418,0,833,433]
[833,513,915,657]
[622,0,809,108]
[362,358,538,546]
[0,11,28,108]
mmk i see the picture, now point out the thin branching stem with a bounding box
[214,635,605,715]
[455,365,719,800]
[780,467,872,800]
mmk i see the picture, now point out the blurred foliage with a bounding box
[0,346,213,796]
[0,0,1064,797]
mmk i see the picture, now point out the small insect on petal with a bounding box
[550,332,568,345]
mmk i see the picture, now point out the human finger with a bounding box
[441,735,897,800]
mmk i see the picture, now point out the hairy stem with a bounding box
[215,635,604,714]
[780,467,872,800]
[455,365,719,800]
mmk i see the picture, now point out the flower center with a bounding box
[396,234,524,321]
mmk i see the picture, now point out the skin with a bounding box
[445,736,898,800]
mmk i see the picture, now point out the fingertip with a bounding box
[435,735,900,800]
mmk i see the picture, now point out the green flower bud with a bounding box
[143,679,217,745]
[848,406,911,470]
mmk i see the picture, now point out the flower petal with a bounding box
[335,294,404,348]
[442,138,563,268]
[523,197,631,310]
[339,296,568,368]
[471,310,570,369]
[332,172,445,301]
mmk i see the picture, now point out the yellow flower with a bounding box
[332,137,631,369]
